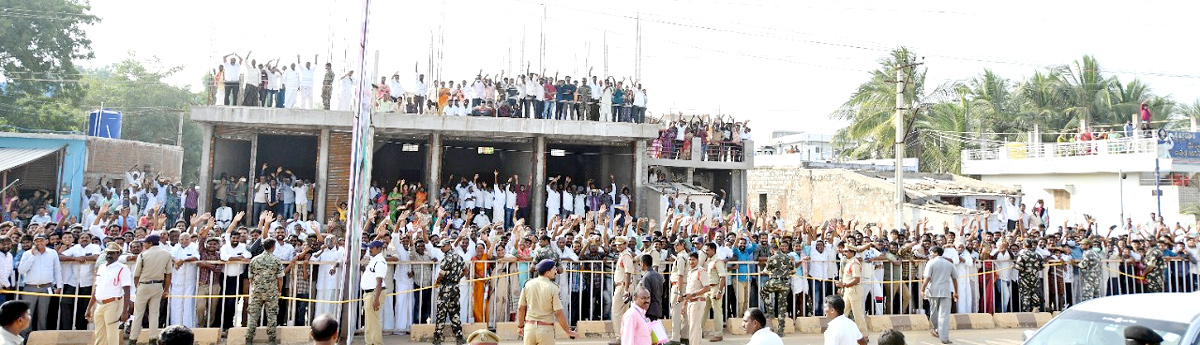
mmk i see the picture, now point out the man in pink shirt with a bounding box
[620,287,653,345]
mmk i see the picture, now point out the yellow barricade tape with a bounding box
[1101,266,1145,281]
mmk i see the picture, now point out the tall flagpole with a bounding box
[343,0,374,344]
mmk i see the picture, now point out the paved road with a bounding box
[377,328,1028,345]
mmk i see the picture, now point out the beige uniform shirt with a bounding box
[518,276,563,323]
[671,252,688,291]
[614,251,637,289]
[705,257,728,297]
[685,265,710,296]
[133,246,174,282]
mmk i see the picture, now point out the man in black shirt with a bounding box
[638,254,664,320]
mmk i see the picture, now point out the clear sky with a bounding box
[81,0,1200,136]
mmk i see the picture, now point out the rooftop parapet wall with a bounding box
[191,106,660,141]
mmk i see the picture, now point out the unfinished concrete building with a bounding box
[191,106,751,229]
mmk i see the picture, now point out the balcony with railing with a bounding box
[644,137,754,170]
[961,137,1164,175]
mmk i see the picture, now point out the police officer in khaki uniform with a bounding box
[668,239,690,343]
[130,235,173,345]
[609,236,636,344]
[517,259,577,345]
[702,242,728,341]
[86,243,131,345]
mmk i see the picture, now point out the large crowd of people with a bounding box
[0,166,1196,344]
[206,53,652,123]
[651,115,753,162]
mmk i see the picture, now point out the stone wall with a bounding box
[748,167,900,223]
[85,137,182,185]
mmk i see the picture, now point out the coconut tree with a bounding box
[831,47,926,160]
[1056,55,1115,129]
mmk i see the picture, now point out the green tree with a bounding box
[81,56,202,183]
[831,47,927,160]
[0,0,98,128]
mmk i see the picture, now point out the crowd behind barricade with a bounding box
[0,163,1198,344]
[207,52,651,123]
[649,114,752,162]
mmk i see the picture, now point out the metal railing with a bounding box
[5,255,1195,338]
[962,137,1159,162]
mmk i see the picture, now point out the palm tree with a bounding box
[915,88,977,174]
[1056,55,1115,129]
[831,47,926,160]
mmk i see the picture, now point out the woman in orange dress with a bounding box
[437,81,450,114]
[472,239,494,323]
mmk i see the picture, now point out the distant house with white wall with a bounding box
[961,132,1200,231]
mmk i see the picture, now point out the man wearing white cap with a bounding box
[85,243,130,345]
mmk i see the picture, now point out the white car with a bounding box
[1023,292,1200,345]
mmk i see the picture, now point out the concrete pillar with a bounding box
[633,140,646,218]
[691,137,702,161]
[198,123,214,213]
[316,129,330,223]
[246,133,259,227]
[685,168,694,185]
[532,136,547,230]
[731,169,746,215]
[427,133,443,209]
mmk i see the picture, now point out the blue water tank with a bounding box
[87,109,122,139]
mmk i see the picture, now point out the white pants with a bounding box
[300,86,314,109]
[315,288,340,320]
[601,101,612,122]
[492,206,504,226]
[395,279,413,332]
[382,294,396,331]
[957,279,975,313]
[169,284,196,328]
[458,283,472,323]
[339,91,353,111]
[285,87,299,108]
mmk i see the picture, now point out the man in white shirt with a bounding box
[504,182,517,229]
[283,63,300,108]
[391,235,414,334]
[218,231,252,330]
[633,86,648,123]
[59,233,99,330]
[1003,197,1020,232]
[266,63,282,108]
[413,73,427,114]
[221,53,245,105]
[742,307,784,345]
[87,243,131,345]
[822,295,867,345]
[214,201,233,229]
[298,55,316,109]
[339,70,357,111]
[807,240,835,315]
[169,233,199,328]
[362,241,388,345]
[388,74,405,112]
[0,237,14,299]
[313,237,344,320]
[17,234,61,336]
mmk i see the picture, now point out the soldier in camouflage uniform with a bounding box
[1142,240,1166,293]
[434,239,467,345]
[760,243,792,335]
[1076,239,1104,302]
[531,235,559,278]
[321,63,334,110]
[1015,239,1045,312]
[246,238,285,345]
